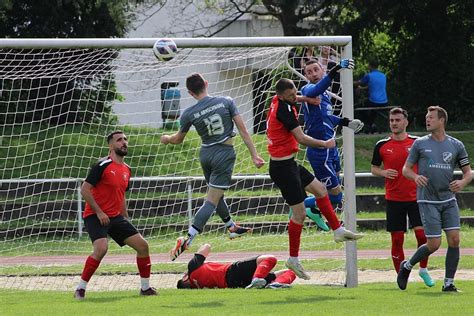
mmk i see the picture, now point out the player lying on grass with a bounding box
[176,243,297,289]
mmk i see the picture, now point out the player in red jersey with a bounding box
[266,78,363,280]
[371,108,434,287]
[176,243,297,289]
[74,131,157,300]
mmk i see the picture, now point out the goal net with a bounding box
[0,37,358,291]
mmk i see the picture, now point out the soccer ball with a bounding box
[153,39,177,62]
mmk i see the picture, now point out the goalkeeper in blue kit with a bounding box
[299,59,364,225]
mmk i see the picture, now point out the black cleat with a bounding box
[140,287,158,296]
[442,284,461,293]
[397,260,411,290]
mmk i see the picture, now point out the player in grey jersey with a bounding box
[397,106,472,292]
[161,73,265,261]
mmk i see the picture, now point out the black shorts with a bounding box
[269,158,315,206]
[84,214,139,247]
[225,257,276,288]
[386,200,423,232]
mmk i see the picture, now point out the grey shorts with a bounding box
[418,200,460,238]
[200,144,236,189]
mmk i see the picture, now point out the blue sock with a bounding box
[304,196,316,208]
[329,192,343,204]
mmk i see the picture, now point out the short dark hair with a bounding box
[186,73,206,95]
[368,59,379,68]
[177,278,191,289]
[428,105,448,126]
[107,130,124,143]
[275,78,295,95]
[303,59,320,71]
[390,107,408,118]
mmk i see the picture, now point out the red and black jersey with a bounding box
[187,254,231,288]
[371,135,418,201]
[83,157,131,218]
[266,96,299,158]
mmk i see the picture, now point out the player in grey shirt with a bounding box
[161,73,265,261]
[397,106,472,292]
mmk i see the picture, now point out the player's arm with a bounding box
[449,158,472,193]
[233,114,265,168]
[402,160,428,187]
[120,198,128,218]
[187,244,211,275]
[81,181,110,226]
[291,126,335,149]
[160,131,187,145]
[370,142,398,179]
[196,243,211,258]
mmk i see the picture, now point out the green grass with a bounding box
[3,281,474,315]
[2,226,474,257]
[2,125,474,178]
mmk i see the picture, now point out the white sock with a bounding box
[187,226,199,246]
[419,267,428,274]
[225,219,235,229]
[335,226,345,233]
[444,277,454,287]
[77,279,88,290]
[141,277,150,291]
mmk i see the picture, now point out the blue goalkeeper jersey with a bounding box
[300,75,342,142]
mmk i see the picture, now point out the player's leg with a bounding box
[303,173,363,242]
[406,201,434,286]
[386,201,407,273]
[246,255,278,289]
[397,203,440,290]
[110,216,157,295]
[267,269,296,288]
[75,215,108,300]
[269,159,310,280]
[442,201,461,292]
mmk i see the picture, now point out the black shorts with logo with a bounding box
[269,158,315,206]
[225,257,276,288]
[84,214,139,247]
[386,200,423,232]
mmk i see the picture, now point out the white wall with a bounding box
[112,3,283,132]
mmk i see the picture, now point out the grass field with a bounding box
[2,281,474,315]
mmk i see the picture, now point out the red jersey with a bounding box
[266,96,299,158]
[371,135,418,201]
[189,262,231,289]
[83,157,131,218]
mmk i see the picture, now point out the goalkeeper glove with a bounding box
[340,118,364,133]
[339,58,355,70]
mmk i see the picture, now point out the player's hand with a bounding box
[384,169,398,179]
[338,58,354,70]
[324,139,336,148]
[97,211,110,226]
[449,180,465,193]
[348,119,364,133]
[252,155,265,168]
[414,175,429,187]
[160,135,170,145]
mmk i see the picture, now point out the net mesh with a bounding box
[0,44,351,290]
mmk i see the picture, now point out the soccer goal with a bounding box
[0,36,359,291]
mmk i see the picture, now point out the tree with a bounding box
[0,0,157,126]
[338,0,474,126]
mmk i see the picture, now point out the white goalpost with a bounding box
[0,36,359,291]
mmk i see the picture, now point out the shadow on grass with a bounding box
[257,294,350,305]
